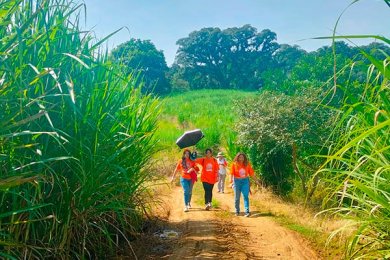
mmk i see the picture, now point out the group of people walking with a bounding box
[171,148,260,217]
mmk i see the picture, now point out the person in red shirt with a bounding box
[195,148,219,210]
[230,152,260,217]
[171,149,199,212]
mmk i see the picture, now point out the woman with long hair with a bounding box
[230,152,260,217]
[171,149,199,212]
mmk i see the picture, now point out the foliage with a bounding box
[315,40,390,259]
[259,40,390,98]
[156,89,256,158]
[111,38,171,95]
[235,89,334,195]
[0,0,160,258]
[310,0,390,257]
[171,23,388,95]
[172,25,279,90]
[273,44,307,74]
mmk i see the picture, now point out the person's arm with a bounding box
[194,157,204,173]
[170,168,178,183]
[251,174,261,185]
[230,163,235,183]
[171,161,181,182]
[193,164,200,173]
[248,164,261,185]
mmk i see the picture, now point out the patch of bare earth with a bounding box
[135,182,320,259]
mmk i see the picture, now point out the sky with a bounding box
[82,0,390,66]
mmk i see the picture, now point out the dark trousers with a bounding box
[202,182,214,204]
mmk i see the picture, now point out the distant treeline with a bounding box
[110,24,389,95]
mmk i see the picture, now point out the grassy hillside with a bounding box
[156,89,257,155]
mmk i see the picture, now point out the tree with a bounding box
[261,44,306,91]
[173,25,280,90]
[261,41,389,95]
[273,44,306,74]
[358,42,390,60]
[111,39,171,95]
[174,27,228,89]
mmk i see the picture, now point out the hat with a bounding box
[217,152,223,157]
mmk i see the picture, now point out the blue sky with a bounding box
[82,0,390,66]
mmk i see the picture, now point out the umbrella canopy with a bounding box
[176,129,204,149]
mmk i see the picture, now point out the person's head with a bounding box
[234,152,248,166]
[182,149,191,159]
[190,151,197,160]
[181,149,191,169]
[205,148,212,158]
[217,152,224,158]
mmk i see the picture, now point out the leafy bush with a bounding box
[235,88,333,195]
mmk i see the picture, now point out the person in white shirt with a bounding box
[216,152,228,193]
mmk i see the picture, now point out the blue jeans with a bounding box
[233,177,250,214]
[189,181,194,204]
[180,177,192,206]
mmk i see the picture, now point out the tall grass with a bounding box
[314,1,390,257]
[157,89,256,154]
[0,0,160,258]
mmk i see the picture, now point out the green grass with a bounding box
[277,217,320,237]
[156,89,257,157]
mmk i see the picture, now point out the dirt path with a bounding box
[164,184,320,260]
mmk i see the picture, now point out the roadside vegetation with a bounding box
[1,0,389,258]
[0,1,159,258]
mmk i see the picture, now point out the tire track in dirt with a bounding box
[167,187,241,259]
[166,184,320,259]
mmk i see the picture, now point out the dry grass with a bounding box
[250,186,353,259]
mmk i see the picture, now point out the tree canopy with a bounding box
[111,26,390,94]
[173,25,280,90]
[111,39,171,95]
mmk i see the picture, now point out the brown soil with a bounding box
[135,182,321,260]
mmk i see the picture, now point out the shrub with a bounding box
[235,88,333,195]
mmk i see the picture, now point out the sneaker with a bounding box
[205,204,210,210]
[235,212,239,216]
[208,202,212,209]
[244,212,250,217]
[187,203,192,209]
[184,206,189,212]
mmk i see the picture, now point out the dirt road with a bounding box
[163,184,320,260]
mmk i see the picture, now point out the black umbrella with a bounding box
[176,129,205,149]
